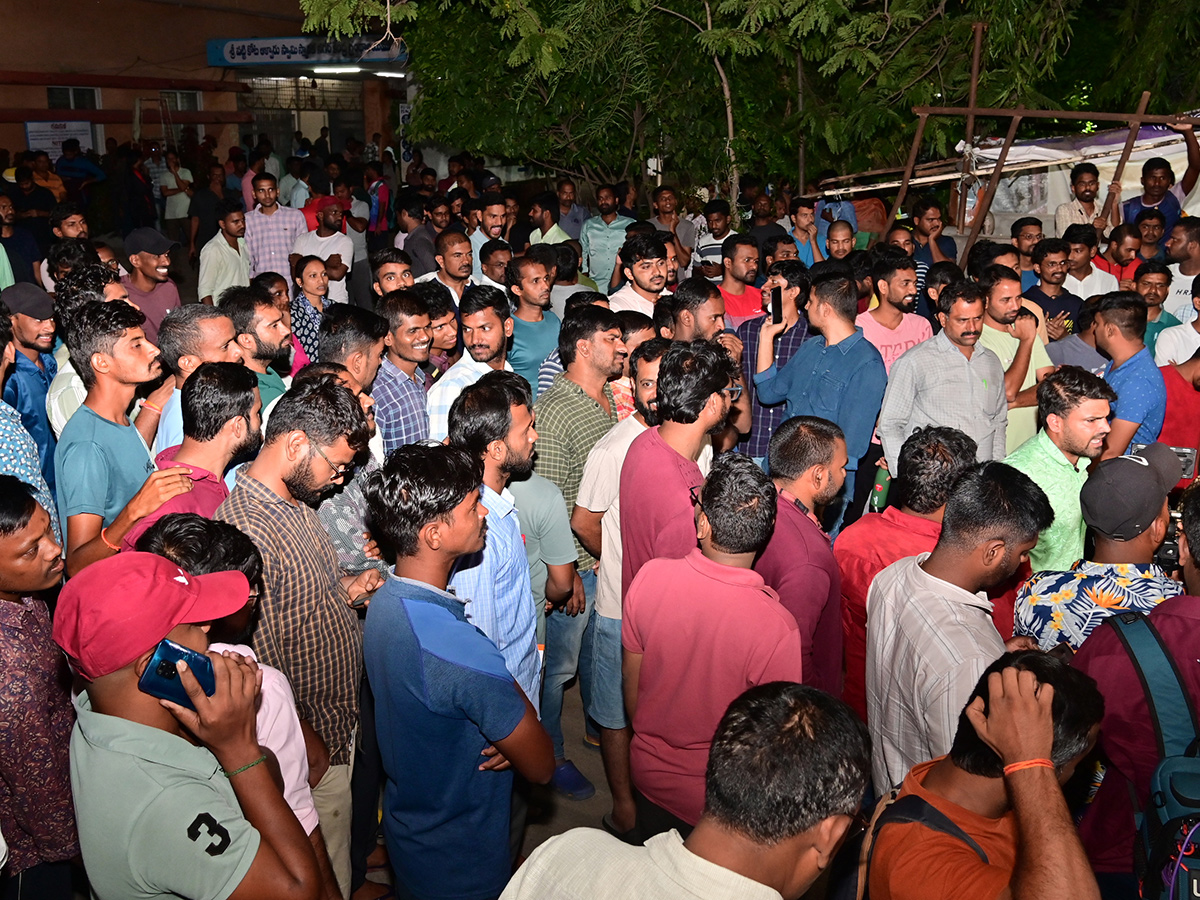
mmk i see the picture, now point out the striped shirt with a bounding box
[245,204,308,279]
[866,553,1005,791]
[426,354,513,442]
[216,470,362,765]
[374,357,429,454]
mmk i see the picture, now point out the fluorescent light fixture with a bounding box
[376,71,408,78]
[313,66,362,74]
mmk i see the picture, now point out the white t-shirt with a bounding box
[157,167,194,220]
[347,199,369,262]
[694,229,736,283]
[1154,322,1200,365]
[1064,266,1119,301]
[1167,264,1199,324]
[292,229,355,302]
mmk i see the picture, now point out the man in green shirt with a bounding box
[1004,366,1117,572]
[220,286,293,408]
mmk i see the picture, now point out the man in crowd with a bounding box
[736,259,810,465]
[1063,223,1119,298]
[40,202,90,289]
[580,184,634,290]
[1136,209,1168,263]
[609,234,667,316]
[717,234,762,329]
[528,191,571,245]
[1010,217,1044,290]
[396,194,438,277]
[1004,366,1116,572]
[825,220,856,261]
[419,230,475,303]
[244,172,307,279]
[370,247,415,299]
[479,239,512,292]
[662,277,726,343]
[3,283,57,492]
[534,306,625,799]
[911,197,957,266]
[694,198,736,281]
[188,163,239,268]
[374,289,431,453]
[363,443,554,900]
[623,452,801,837]
[977,265,1054,453]
[1016,442,1182,652]
[507,255,560,390]
[0,476,76,899]
[1095,291,1166,457]
[866,461,1053,789]
[1024,238,1082,341]
[121,227,182,344]
[0,193,41,286]
[1164,218,1200,323]
[1094,223,1142,288]
[504,682,870,900]
[217,379,381,896]
[427,285,514,441]
[649,185,696,270]
[837,426,978,721]
[198,201,250,306]
[788,197,824,267]
[868,655,1105,900]
[220,286,293,409]
[555,178,590,240]
[755,416,845,696]
[318,305,387,397]
[880,281,1007,470]
[470,193,507,283]
[123,362,262,551]
[1122,127,1200,238]
[1056,162,1122,237]
[1132,259,1181,356]
[756,270,887,530]
[745,193,788,258]
[292,197,353,304]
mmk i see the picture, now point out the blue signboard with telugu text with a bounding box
[207,36,407,67]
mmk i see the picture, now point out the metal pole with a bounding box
[1100,90,1152,224]
[959,108,1024,266]
[956,22,986,229]
[888,113,928,222]
[915,105,1200,126]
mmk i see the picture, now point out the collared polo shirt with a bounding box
[216,470,362,764]
[3,349,56,491]
[622,549,802,824]
[558,203,591,241]
[1004,428,1089,572]
[120,445,231,551]
[69,694,259,900]
[449,483,541,710]
[580,214,635,287]
[879,330,1008,471]
[755,492,841,696]
[753,328,887,467]
[365,575,534,900]
[254,368,287,409]
[197,232,250,303]
[834,507,942,722]
[374,356,429,454]
[866,553,1005,790]
[531,223,572,245]
[426,354,514,442]
[1104,345,1166,446]
[736,315,809,458]
[619,426,703,595]
[533,373,617,570]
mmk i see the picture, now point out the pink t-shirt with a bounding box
[120,445,231,551]
[855,311,933,373]
[622,549,803,823]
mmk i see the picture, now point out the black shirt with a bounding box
[1024,285,1084,337]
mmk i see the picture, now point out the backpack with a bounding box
[826,787,989,900]
[1106,610,1200,899]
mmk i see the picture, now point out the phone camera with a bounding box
[156,660,177,680]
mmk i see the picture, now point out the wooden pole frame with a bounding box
[958,108,1023,266]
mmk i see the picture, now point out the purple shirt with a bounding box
[619,427,703,596]
[754,492,843,697]
[245,204,308,279]
[120,275,181,345]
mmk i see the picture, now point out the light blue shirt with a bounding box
[425,355,513,442]
[1104,346,1167,448]
[815,198,857,243]
[469,227,488,283]
[580,215,635,289]
[155,387,184,454]
[449,484,541,712]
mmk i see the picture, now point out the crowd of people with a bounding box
[3,121,1200,900]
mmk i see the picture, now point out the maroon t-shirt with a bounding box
[755,493,843,698]
[1073,595,1200,873]
[120,275,182,345]
[618,427,703,596]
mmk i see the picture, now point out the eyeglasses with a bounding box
[722,384,743,402]
[313,442,355,479]
[689,484,704,511]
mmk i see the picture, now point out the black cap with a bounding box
[1,283,54,319]
[1080,443,1181,540]
[124,227,178,257]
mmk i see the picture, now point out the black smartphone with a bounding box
[770,286,783,325]
[137,639,216,711]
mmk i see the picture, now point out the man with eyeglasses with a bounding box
[216,378,384,898]
[756,270,887,534]
[1024,238,1084,342]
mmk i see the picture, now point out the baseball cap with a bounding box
[313,194,342,213]
[1080,443,1182,541]
[125,227,179,257]
[1,283,54,319]
[53,552,250,681]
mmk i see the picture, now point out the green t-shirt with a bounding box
[977,324,1053,454]
[256,368,287,409]
[1004,428,1089,573]
[508,471,578,645]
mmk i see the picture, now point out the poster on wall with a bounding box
[397,103,414,165]
[25,122,95,160]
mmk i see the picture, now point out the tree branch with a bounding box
[859,0,947,91]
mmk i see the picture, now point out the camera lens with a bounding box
[156,660,177,680]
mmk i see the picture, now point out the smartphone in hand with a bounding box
[137,638,216,710]
[770,287,783,325]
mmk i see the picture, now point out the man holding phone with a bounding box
[54,552,322,900]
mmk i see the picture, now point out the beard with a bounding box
[231,429,264,463]
[283,455,326,505]
[815,478,843,508]
[502,448,535,480]
[253,334,290,363]
[635,396,660,427]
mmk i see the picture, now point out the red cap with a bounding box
[52,552,250,681]
[313,194,343,213]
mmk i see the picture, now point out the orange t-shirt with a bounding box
[868,758,1017,900]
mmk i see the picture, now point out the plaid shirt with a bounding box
[217,470,362,765]
[375,357,429,454]
[736,314,809,458]
[426,355,513,442]
[245,205,308,279]
[533,373,618,570]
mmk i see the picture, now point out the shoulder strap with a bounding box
[1106,611,1200,757]
[859,792,989,900]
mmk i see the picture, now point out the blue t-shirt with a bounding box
[155,387,184,455]
[1105,346,1167,447]
[54,405,155,526]
[509,312,561,394]
[364,576,527,900]
[3,350,57,491]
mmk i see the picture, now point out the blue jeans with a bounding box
[541,568,595,760]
